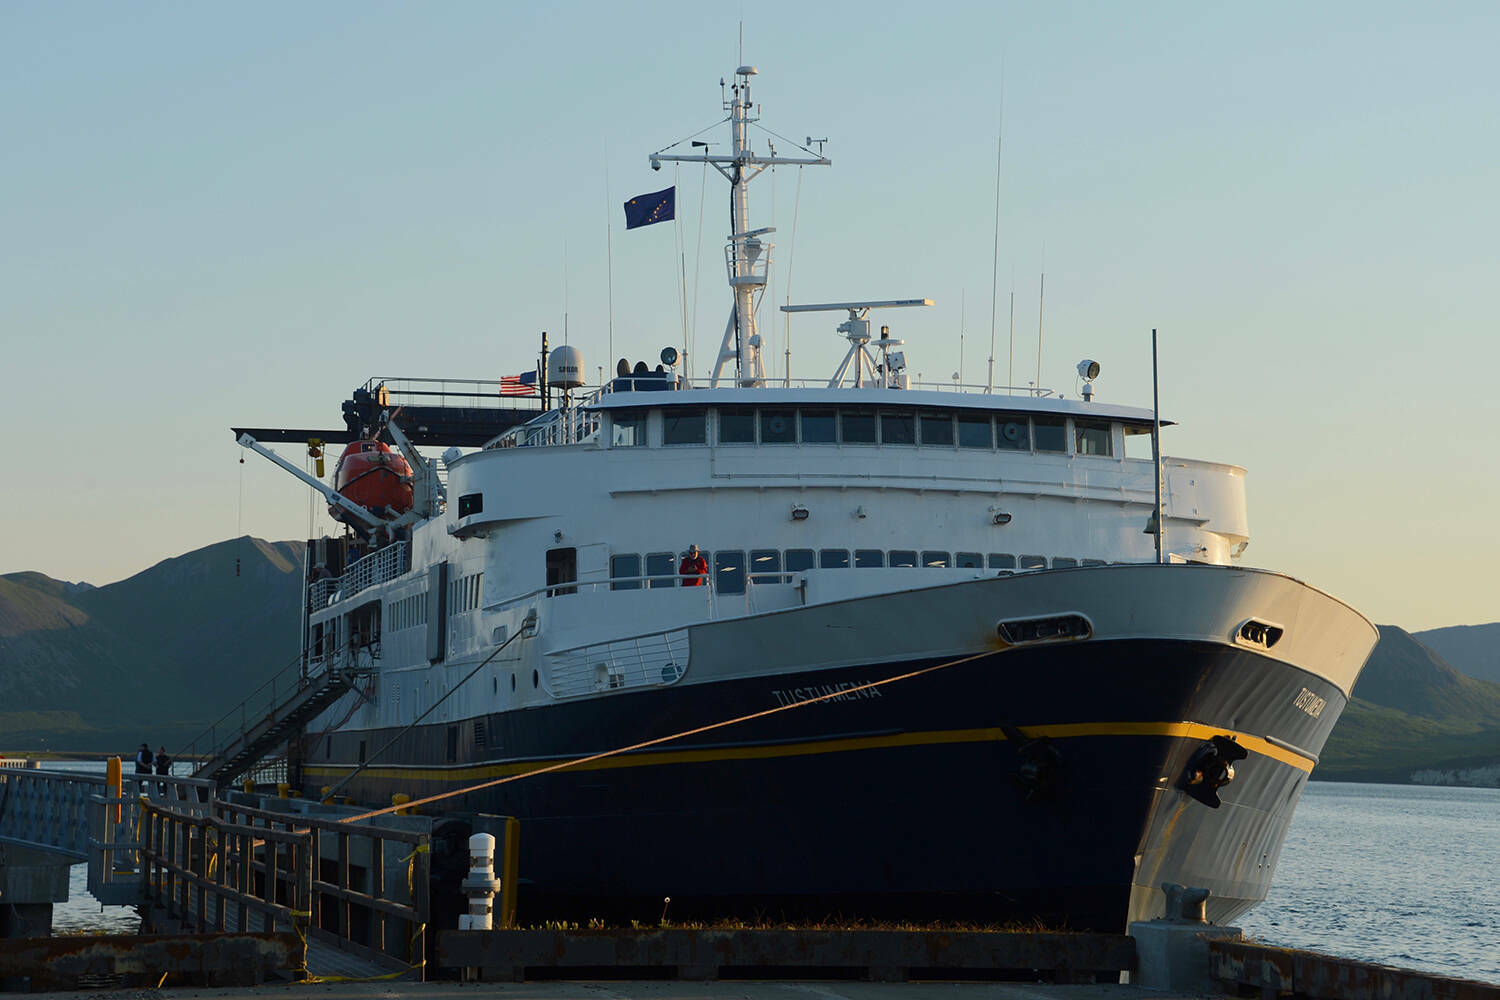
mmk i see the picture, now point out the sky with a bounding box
[3,1,1496,631]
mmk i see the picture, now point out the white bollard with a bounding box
[458,832,501,931]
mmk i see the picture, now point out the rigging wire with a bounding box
[782,166,804,386]
[338,648,991,825]
[987,86,1005,394]
[236,452,245,578]
[691,157,709,382]
[649,117,730,158]
[605,152,615,371]
[749,122,825,159]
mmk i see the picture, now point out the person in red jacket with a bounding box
[679,545,708,587]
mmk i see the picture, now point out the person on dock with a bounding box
[134,743,153,775]
[154,746,171,794]
[679,545,707,587]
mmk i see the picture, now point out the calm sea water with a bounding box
[35,766,1500,984]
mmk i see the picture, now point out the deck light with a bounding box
[791,504,810,521]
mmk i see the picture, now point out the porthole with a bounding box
[510,673,516,692]
[532,669,539,689]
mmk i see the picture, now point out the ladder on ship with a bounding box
[182,657,366,790]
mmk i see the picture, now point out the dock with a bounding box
[3,761,1497,997]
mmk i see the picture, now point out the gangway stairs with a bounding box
[185,659,365,790]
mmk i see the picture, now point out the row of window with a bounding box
[609,549,1108,596]
[448,573,483,617]
[388,593,429,632]
[611,407,1131,456]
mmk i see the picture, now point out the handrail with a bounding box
[176,652,307,765]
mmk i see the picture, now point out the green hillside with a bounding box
[1318,624,1500,783]
[0,537,303,752]
[1413,623,1500,685]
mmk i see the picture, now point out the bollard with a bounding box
[277,782,290,798]
[321,785,334,804]
[392,793,412,816]
[458,833,501,931]
[242,778,254,794]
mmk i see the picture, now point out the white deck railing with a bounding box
[309,542,410,610]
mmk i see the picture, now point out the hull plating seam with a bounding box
[303,719,1315,786]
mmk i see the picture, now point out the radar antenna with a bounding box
[780,298,934,389]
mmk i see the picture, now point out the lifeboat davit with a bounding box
[329,439,414,523]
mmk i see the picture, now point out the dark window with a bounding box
[922,551,951,568]
[458,493,483,517]
[800,409,837,443]
[996,416,1029,450]
[358,740,366,763]
[446,726,459,764]
[819,549,850,568]
[1053,557,1079,568]
[546,547,577,596]
[956,552,983,568]
[1075,419,1113,456]
[532,669,539,688]
[1081,558,1107,567]
[840,409,876,443]
[663,408,707,445]
[988,553,1017,569]
[890,550,918,568]
[715,550,746,594]
[646,552,675,589]
[611,553,641,591]
[760,410,796,444]
[750,549,783,584]
[611,410,646,447]
[1019,554,1048,570]
[1033,417,1067,453]
[854,549,885,568]
[957,413,992,448]
[880,410,915,444]
[719,407,755,443]
[919,412,954,446]
[325,736,332,758]
[785,548,815,573]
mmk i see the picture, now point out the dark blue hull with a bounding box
[305,638,1346,930]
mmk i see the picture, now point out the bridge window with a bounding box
[890,550,918,568]
[760,410,796,443]
[855,549,884,568]
[1052,557,1078,568]
[957,413,992,449]
[1082,558,1107,567]
[750,549,783,584]
[719,407,755,444]
[663,408,706,445]
[988,553,1017,570]
[996,416,1029,450]
[1075,419,1113,456]
[715,550,746,594]
[611,410,646,447]
[919,412,954,446]
[1033,417,1067,453]
[1125,424,1154,459]
[610,554,641,591]
[840,409,876,443]
[956,552,983,568]
[819,548,850,568]
[785,549,815,573]
[880,410,916,444]
[1019,554,1048,570]
[800,409,837,443]
[923,551,951,568]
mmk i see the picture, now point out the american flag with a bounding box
[500,370,538,396]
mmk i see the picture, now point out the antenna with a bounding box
[959,290,966,386]
[1035,272,1045,396]
[987,91,1004,394]
[1007,289,1015,395]
[605,153,614,373]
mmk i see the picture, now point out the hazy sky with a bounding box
[4,1,1496,631]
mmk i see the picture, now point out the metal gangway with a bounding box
[179,655,365,790]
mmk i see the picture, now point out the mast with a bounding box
[651,65,830,388]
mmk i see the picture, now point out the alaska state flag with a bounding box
[624,186,675,229]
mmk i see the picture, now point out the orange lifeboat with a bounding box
[328,439,413,523]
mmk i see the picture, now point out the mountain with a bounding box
[1413,623,1500,685]
[1318,624,1500,784]
[0,537,303,752]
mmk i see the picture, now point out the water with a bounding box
[1239,781,1500,985]
[28,765,1500,983]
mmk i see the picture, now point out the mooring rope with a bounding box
[338,649,993,824]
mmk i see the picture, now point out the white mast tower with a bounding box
[651,66,830,387]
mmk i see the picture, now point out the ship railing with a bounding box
[724,238,773,285]
[488,401,603,450]
[362,375,542,413]
[312,542,409,610]
[547,628,690,699]
[175,653,307,768]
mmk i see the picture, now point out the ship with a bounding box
[232,64,1378,931]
